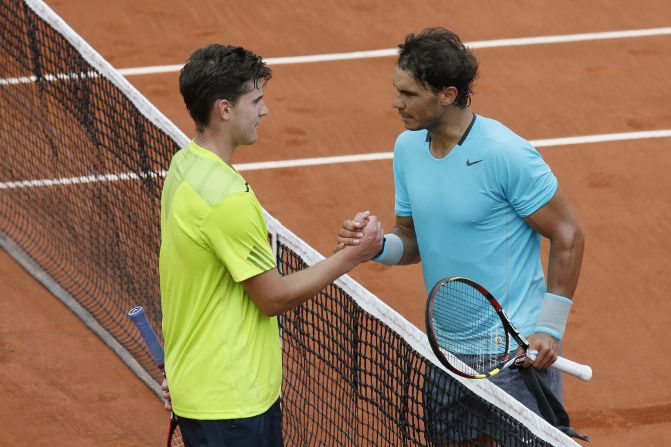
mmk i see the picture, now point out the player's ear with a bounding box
[440,86,459,106]
[213,98,233,121]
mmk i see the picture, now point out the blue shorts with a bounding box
[177,399,283,447]
[423,359,563,444]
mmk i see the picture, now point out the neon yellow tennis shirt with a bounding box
[159,141,280,419]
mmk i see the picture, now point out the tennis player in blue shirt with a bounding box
[336,27,585,444]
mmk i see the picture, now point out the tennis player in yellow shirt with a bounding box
[159,44,383,447]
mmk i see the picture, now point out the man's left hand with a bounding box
[516,332,559,370]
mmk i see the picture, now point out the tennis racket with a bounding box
[425,277,592,381]
[128,306,184,447]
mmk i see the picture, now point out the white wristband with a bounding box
[535,292,573,340]
[372,233,404,266]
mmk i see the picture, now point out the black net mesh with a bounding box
[277,241,554,446]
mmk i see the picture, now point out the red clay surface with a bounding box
[3,0,671,445]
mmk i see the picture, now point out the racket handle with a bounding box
[527,349,592,381]
[128,306,165,369]
[553,356,592,381]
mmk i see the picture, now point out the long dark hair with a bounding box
[398,27,479,107]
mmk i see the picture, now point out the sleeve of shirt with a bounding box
[501,141,558,218]
[200,192,276,282]
[393,134,412,217]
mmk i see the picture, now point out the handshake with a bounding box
[332,210,385,265]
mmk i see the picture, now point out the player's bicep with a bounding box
[241,268,285,316]
[523,187,581,240]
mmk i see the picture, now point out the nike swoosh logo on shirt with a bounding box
[466,159,483,166]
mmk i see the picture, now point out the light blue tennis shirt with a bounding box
[393,115,557,340]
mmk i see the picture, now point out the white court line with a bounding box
[116,27,671,76]
[235,129,671,171]
[2,27,669,84]
[0,71,99,86]
[1,129,669,189]
[0,171,166,189]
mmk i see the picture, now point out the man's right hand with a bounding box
[333,210,372,253]
[338,213,383,265]
[161,376,172,411]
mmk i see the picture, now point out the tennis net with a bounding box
[0,1,579,446]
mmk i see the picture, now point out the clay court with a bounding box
[2,0,671,445]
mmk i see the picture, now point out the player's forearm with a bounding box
[535,225,584,341]
[545,223,585,298]
[388,227,420,264]
[251,216,382,315]
[271,250,357,314]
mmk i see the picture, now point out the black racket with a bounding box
[128,306,184,447]
[425,277,592,381]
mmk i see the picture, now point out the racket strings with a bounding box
[432,280,509,376]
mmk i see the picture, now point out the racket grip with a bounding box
[128,306,165,369]
[553,356,593,381]
[527,349,592,381]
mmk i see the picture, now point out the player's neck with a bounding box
[193,127,236,165]
[427,108,473,159]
